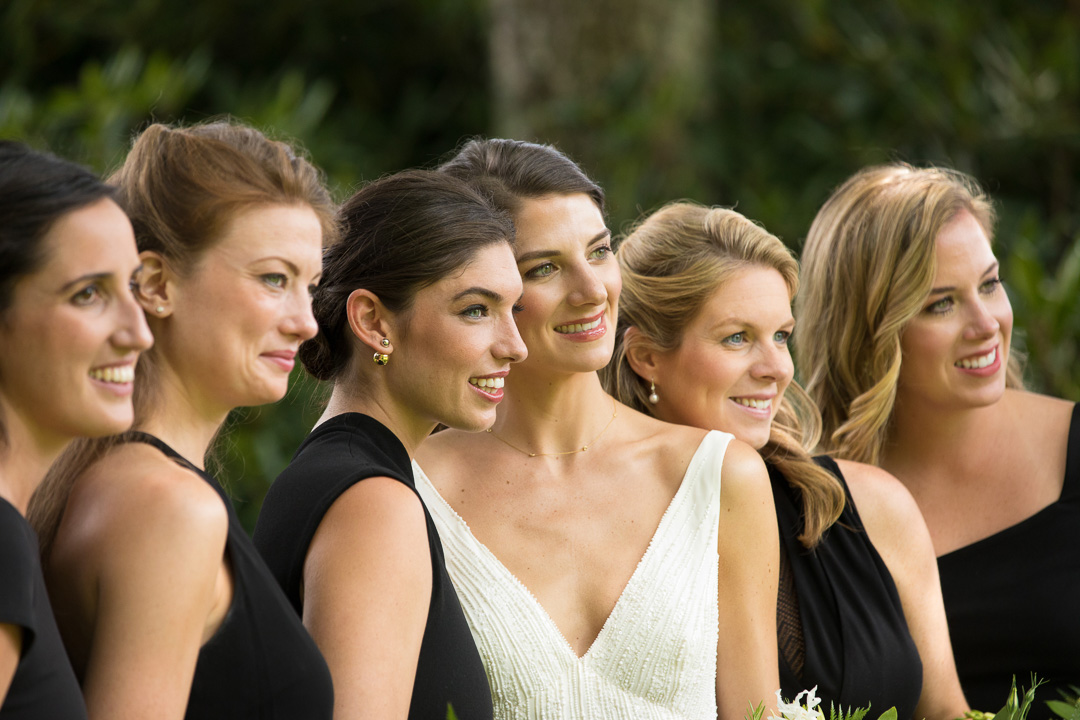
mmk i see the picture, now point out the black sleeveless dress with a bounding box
[0,499,86,720]
[937,403,1080,710]
[771,457,922,720]
[253,413,493,720]
[128,434,333,720]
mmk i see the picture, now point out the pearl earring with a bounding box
[648,381,659,405]
[155,306,165,314]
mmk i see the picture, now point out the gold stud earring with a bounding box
[373,352,390,366]
[380,338,390,347]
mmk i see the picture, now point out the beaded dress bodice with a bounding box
[414,430,732,720]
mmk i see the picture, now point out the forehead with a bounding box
[36,198,137,277]
[206,204,323,263]
[696,265,793,325]
[422,242,522,299]
[932,210,996,280]
[513,193,606,251]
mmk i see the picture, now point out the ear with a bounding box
[346,289,395,354]
[136,251,175,318]
[623,325,663,380]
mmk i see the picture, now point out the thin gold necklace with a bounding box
[486,396,619,458]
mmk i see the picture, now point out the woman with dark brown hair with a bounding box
[31,121,337,719]
[0,141,153,719]
[254,169,526,720]
[412,140,780,720]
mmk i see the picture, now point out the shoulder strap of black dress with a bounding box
[1062,403,1080,501]
[125,431,202,475]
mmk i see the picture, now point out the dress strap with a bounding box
[1062,403,1080,502]
[125,431,202,474]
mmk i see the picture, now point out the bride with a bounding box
[413,138,780,720]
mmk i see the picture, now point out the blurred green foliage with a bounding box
[2,0,1077,531]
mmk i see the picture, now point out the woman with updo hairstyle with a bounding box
[607,201,969,720]
[796,164,1080,707]
[0,142,152,719]
[30,120,337,719]
[254,169,526,720]
[411,140,780,720]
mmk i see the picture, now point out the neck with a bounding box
[0,412,69,515]
[491,369,617,456]
[138,367,231,470]
[883,389,1008,481]
[321,382,436,458]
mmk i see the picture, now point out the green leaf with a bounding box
[876,707,898,720]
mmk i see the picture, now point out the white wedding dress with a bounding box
[414,430,732,720]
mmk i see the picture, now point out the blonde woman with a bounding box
[607,202,968,720]
[796,164,1080,708]
[412,140,780,720]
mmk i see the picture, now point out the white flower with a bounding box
[769,686,825,720]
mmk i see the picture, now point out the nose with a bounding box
[963,297,1000,341]
[568,263,607,308]
[284,287,320,341]
[497,313,528,364]
[114,292,154,352]
[751,339,794,384]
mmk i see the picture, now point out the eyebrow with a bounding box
[60,272,110,292]
[928,261,999,295]
[260,256,302,276]
[452,286,504,302]
[515,229,611,264]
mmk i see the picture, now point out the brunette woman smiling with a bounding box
[30,122,336,720]
[412,140,779,720]
[0,142,152,718]
[254,170,526,720]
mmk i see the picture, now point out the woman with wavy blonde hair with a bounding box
[797,164,1079,708]
[607,201,967,720]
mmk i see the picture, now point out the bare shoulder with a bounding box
[322,475,426,533]
[415,428,477,477]
[836,459,923,529]
[836,458,932,573]
[59,442,228,566]
[617,402,709,465]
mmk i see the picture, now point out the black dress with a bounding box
[771,457,922,720]
[254,413,493,720]
[0,499,86,720]
[937,403,1080,710]
[127,434,333,720]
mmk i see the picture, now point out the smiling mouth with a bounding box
[732,397,772,410]
[89,366,135,383]
[469,376,505,389]
[955,347,996,369]
[554,315,602,334]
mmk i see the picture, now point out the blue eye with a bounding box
[774,330,791,345]
[72,284,101,306]
[722,332,746,347]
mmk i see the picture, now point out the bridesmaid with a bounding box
[607,201,968,720]
[0,142,152,717]
[30,121,337,719]
[254,170,525,720]
[795,164,1080,707]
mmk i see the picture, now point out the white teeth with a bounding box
[89,365,135,383]
[733,397,771,410]
[555,317,602,334]
[955,348,996,369]
[469,376,505,390]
